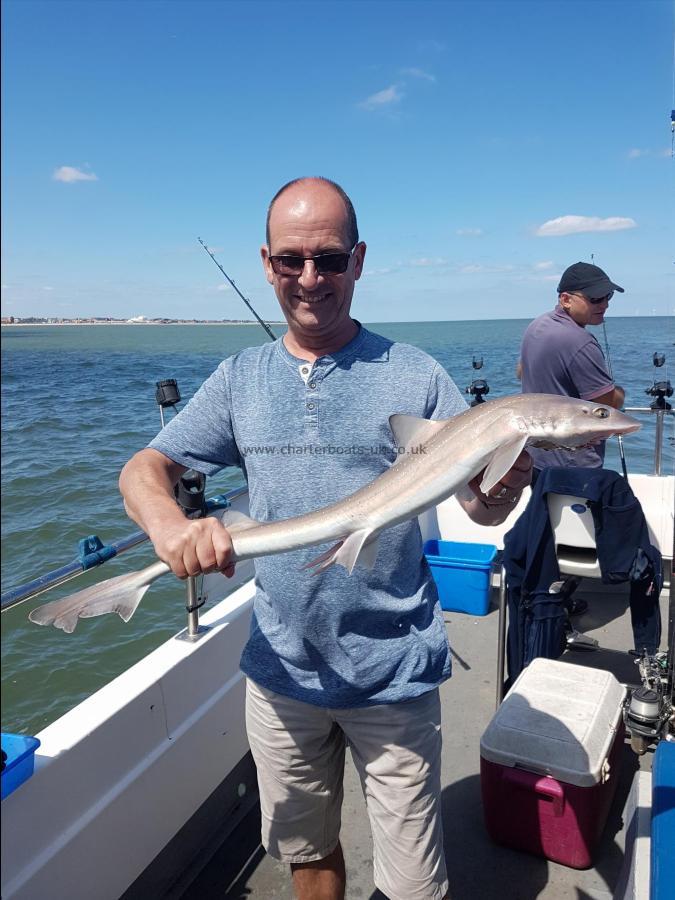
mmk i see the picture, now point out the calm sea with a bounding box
[2,318,673,735]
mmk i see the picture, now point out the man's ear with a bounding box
[353,242,367,280]
[261,246,274,285]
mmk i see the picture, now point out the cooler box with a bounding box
[480,658,626,869]
[1,732,41,800]
[423,540,497,616]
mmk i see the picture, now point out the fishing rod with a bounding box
[590,253,629,479]
[197,237,276,341]
[0,487,248,614]
[601,320,629,480]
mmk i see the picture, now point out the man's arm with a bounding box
[119,448,235,579]
[457,450,533,526]
[591,385,625,409]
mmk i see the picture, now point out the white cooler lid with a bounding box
[481,658,626,787]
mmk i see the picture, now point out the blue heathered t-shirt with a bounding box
[520,304,615,470]
[148,325,467,708]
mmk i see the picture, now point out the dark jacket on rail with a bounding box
[503,467,662,684]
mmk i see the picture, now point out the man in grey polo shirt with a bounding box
[119,177,532,900]
[519,261,626,476]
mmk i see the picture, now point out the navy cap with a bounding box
[557,262,624,299]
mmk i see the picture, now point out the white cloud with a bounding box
[458,264,484,274]
[400,67,436,82]
[359,85,403,110]
[456,227,483,236]
[535,215,637,237]
[42,285,54,291]
[364,267,396,277]
[533,260,554,270]
[409,257,447,267]
[627,148,671,159]
[216,283,231,291]
[53,166,98,183]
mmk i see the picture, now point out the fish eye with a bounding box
[592,406,610,419]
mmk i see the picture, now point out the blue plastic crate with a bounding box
[1,733,41,800]
[424,540,498,616]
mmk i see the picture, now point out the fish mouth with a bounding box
[529,420,642,451]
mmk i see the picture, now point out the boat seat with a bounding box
[546,493,602,580]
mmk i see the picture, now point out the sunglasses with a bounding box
[268,244,357,276]
[570,291,614,305]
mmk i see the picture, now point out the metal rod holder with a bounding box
[186,576,200,635]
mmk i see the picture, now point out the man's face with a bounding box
[261,182,365,346]
[560,291,611,327]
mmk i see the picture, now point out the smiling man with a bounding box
[119,177,532,900]
[519,261,626,474]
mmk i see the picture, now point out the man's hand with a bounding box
[460,450,533,525]
[119,448,236,580]
[149,515,236,580]
[472,449,533,506]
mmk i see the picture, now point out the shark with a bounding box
[29,394,640,632]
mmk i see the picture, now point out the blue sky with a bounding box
[2,0,673,323]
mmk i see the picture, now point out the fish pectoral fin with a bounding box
[479,434,529,494]
[218,508,261,533]
[389,414,447,454]
[303,529,379,576]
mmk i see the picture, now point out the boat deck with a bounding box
[182,578,669,900]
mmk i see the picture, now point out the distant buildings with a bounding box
[1,316,281,326]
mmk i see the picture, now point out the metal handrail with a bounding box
[0,485,249,613]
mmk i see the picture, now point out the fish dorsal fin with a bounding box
[479,434,528,494]
[389,414,448,453]
[218,508,261,533]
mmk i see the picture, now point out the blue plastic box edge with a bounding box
[1,732,41,800]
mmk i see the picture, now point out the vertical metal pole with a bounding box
[654,409,664,476]
[186,576,200,636]
[496,566,508,709]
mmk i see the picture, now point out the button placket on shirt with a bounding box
[300,363,321,430]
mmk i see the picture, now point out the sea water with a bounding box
[1,318,673,734]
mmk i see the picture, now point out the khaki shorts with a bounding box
[245,679,448,900]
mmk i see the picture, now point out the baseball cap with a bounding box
[557,262,624,299]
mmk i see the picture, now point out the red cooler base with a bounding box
[480,727,623,870]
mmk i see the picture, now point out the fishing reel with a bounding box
[645,352,672,410]
[466,356,490,406]
[623,650,674,755]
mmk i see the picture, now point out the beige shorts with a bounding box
[245,679,448,900]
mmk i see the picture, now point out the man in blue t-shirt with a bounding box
[119,177,532,900]
[519,261,626,475]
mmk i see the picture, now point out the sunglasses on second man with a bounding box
[269,244,358,276]
[569,290,614,305]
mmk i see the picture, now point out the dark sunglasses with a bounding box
[571,291,614,305]
[269,244,357,276]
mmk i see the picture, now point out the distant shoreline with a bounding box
[1,321,287,327]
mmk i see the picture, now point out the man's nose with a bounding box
[298,260,320,288]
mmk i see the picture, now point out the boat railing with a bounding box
[623,403,673,476]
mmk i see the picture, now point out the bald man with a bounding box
[120,177,532,900]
